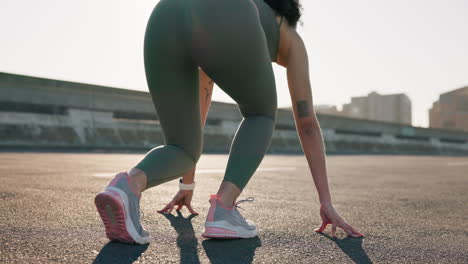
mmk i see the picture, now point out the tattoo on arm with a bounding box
[204,87,212,102]
[296,100,311,118]
[204,80,213,102]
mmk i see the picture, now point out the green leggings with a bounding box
[136,0,277,191]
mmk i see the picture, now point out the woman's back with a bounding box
[251,0,282,62]
[152,0,281,62]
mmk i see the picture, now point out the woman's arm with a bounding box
[180,67,214,185]
[283,30,331,205]
[280,28,364,237]
[158,68,214,215]
[199,68,214,127]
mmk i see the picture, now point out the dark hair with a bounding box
[263,0,302,27]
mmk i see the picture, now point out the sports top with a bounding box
[252,0,283,62]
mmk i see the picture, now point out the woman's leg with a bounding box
[132,0,203,190]
[191,0,277,206]
[95,0,202,244]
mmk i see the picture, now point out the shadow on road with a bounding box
[163,210,201,264]
[93,241,149,264]
[318,233,373,264]
[163,210,262,264]
[202,236,262,264]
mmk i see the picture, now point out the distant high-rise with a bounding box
[342,92,412,125]
[429,86,468,132]
[314,105,342,116]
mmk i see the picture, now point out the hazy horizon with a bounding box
[2,0,467,127]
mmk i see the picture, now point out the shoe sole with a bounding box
[95,188,151,245]
[202,221,257,239]
[95,191,137,244]
[202,227,242,239]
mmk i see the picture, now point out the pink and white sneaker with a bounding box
[94,172,151,244]
[202,195,257,239]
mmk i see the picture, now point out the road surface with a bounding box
[1,153,467,263]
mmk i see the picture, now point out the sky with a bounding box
[1,0,467,127]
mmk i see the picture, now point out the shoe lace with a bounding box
[234,197,255,211]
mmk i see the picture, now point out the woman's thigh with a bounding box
[144,0,202,160]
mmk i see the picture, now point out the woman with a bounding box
[95,0,364,244]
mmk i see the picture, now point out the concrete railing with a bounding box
[1,72,468,155]
[1,109,467,155]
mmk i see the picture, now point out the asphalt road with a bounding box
[0,153,467,263]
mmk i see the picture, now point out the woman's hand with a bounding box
[157,190,198,215]
[314,203,364,238]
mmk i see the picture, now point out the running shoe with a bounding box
[202,195,257,239]
[94,172,151,244]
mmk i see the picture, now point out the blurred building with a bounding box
[342,92,412,125]
[429,86,468,132]
[314,105,342,116]
[2,72,468,155]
